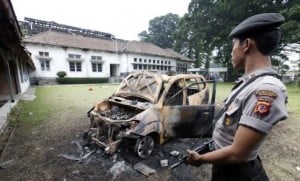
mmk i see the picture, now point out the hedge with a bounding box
[56,77,109,84]
[56,71,67,78]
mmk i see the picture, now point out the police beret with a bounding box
[229,13,285,38]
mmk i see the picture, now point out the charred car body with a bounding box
[85,71,216,158]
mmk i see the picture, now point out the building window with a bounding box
[69,62,82,72]
[134,58,137,62]
[67,54,83,72]
[91,56,102,60]
[40,59,50,71]
[68,54,81,59]
[39,51,49,57]
[92,62,102,72]
[37,52,51,72]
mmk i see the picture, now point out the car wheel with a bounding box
[134,135,155,158]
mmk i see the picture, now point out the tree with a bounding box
[139,13,179,49]
[174,0,300,81]
[280,2,300,53]
[174,1,218,69]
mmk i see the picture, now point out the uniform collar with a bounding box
[241,67,276,81]
[232,67,276,90]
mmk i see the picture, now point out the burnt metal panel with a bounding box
[162,105,214,138]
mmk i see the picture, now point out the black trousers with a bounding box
[211,157,269,181]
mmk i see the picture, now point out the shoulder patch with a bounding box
[255,90,277,99]
[254,101,271,115]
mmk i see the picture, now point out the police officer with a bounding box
[186,13,288,180]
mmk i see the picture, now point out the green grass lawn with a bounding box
[213,82,300,115]
[286,83,300,114]
[4,82,299,181]
[9,84,119,126]
[9,82,299,127]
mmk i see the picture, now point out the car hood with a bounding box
[114,72,165,103]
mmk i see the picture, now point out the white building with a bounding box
[285,50,300,80]
[23,31,193,83]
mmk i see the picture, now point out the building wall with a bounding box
[16,60,31,93]
[27,44,116,78]
[26,43,190,81]
[0,56,30,95]
[126,54,177,74]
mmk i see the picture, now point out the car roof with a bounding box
[115,71,164,103]
[115,72,207,103]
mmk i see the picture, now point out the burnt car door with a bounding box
[161,78,216,138]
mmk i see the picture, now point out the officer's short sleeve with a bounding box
[239,82,288,134]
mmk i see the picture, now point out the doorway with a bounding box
[110,64,119,77]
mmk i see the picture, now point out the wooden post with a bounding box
[0,49,15,102]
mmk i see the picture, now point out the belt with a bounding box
[246,156,261,165]
[214,156,261,168]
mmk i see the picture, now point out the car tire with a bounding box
[134,135,155,158]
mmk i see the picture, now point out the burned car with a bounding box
[85,71,216,158]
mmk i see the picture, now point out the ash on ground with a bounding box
[58,137,212,181]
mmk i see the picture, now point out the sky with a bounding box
[11,0,191,41]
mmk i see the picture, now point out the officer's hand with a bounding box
[185,149,202,167]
